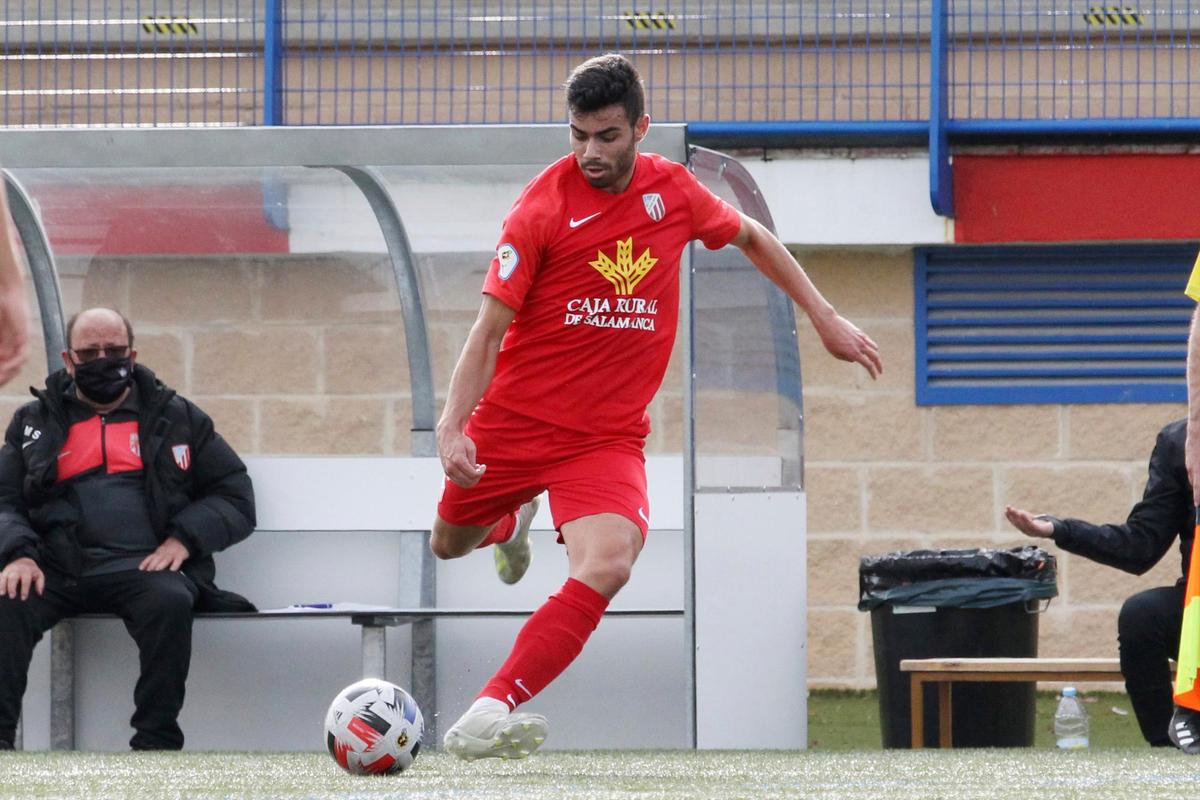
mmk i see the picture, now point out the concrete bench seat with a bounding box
[30,455,689,750]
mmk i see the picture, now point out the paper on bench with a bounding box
[260,602,398,613]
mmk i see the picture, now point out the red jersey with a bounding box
[481,152,742,437]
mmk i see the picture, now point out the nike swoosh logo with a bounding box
[568,212,602,229]
[21,441,32,449]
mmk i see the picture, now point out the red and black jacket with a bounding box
[0,363,256,611]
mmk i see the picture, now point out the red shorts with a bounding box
[437,401,650,538]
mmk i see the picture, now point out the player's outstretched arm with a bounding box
[729,213,881,379]
[437,295,517,488]
[0,190,28,387]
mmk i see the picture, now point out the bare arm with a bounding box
[728,212,882,378]
[0,190,28,387]
[437,295,517,487]
[1189,305,1200,505]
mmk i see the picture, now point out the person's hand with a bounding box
[0,279,29,388]
[0,557,44,600]
[437,427,486,488]
[139,537,190,572]
[1004,505,1054,539]
[813,312,882,379]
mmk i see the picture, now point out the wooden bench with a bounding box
[899,657,1130,748]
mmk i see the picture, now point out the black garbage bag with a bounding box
[858,545,1057,610]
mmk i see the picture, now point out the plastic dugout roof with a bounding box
[0,125,801,488]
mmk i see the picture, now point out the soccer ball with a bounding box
[324,678,424,775]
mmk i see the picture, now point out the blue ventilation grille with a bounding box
[915,245,1197,405]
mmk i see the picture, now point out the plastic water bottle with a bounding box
[1054,686,1089,749]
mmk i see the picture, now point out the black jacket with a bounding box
[1048,418,1192,583]
[0,363,256,612]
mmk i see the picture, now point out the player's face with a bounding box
[569,104,650,193]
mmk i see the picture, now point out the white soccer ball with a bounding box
[324,678,424,775]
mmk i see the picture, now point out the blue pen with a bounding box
[291,603,333,609]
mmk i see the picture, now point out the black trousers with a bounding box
[0,568,198,750]
[1118,583,1185,747]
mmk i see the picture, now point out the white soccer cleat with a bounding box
[442,701,548,761]
[494,497,539,585]
[1169,706,1200,754]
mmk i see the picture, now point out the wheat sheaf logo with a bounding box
[589,237,658,295]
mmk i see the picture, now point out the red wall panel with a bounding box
[953,153,1200,243]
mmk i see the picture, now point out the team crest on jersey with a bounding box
[642,193,665,222]
[589,237,658,295]
[171,444,190,471]
[497,243,520,280]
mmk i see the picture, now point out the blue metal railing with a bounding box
[0,2,262,127]
[3,2,1199,132]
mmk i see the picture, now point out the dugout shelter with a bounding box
[0,125,806,751]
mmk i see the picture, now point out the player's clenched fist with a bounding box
[438,428,487,488]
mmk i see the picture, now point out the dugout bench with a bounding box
[900,657,1145,748]
[27,456,685,751]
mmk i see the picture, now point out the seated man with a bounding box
[0,307,255,750]
[1005,417,1189,748]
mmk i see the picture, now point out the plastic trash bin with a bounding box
[858,546,1058,748]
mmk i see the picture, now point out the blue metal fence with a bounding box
[1,2,1198,132]
[0,2,262,127]
[949,3,1199,121]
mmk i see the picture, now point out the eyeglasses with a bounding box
[71,346,130,363]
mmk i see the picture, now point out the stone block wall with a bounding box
[3,245,1184,690]
[795,246,1185,688]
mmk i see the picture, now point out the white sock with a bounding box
[468,697,508,717]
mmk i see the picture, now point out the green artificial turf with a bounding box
[1,749,1196,800]
[0,689,1174,800]
[807,689,1148,751]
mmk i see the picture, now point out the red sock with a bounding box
[475,512,516,548]
[479,578,609,709]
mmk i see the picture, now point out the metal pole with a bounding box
[681,231,698,750]
[335,165,439,741]
[4,173,65,359]
[333,166,437,458]
[5,171,70,750]
[929,0,954,217]
[263,0,284,125]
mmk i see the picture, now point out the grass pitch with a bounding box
[2,749,1200,800]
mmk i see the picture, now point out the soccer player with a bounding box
[432,53,882,761]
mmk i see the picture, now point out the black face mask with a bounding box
[73,356,133,404]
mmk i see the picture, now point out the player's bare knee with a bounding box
[577,556,633,598]
[429,532,467,560]
[604,561,633,593]
[429,521,468,560]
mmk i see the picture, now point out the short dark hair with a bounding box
[65,308,135,350]
[564,53,644,126]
